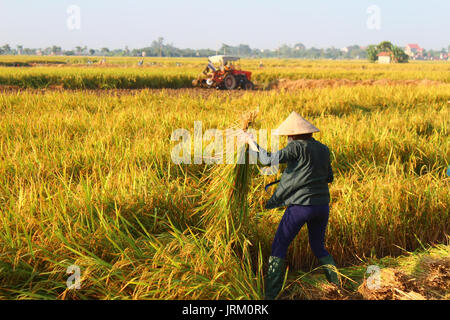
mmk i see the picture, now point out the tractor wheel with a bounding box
[223,74,237,90]
[242,81,254,90]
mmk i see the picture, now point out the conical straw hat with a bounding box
[272,111,319,136]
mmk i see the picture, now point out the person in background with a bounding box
[203,59,216,76]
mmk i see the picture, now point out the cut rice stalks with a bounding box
[197,109,259,242]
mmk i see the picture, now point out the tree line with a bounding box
[1,38,448,60]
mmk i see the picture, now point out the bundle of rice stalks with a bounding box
[197,109,259,242]
[173,109,265,299]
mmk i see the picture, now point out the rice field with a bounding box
[0,56,449,89]
[0,57,448,299]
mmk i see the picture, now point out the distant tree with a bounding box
[23,48,35,55]
[42,47,53,55]
[294,43,306,51]
[305,47,321,59]
[377,41,393,52]
[279,44,292,58]
[138,47,155,57]
[51,45,62,55]
[367,45,379,62]
[392,46,408,63]
[238,44,252,56]
[2,44,11,54]
[197,48,215,57]
[100,47,110,55]
[151,37,164,57]
[219,43,233,55]
[345,45,365,59]
[89,48,95,55]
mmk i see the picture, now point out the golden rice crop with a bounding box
[0,60,448,299]
[0,57,448,89]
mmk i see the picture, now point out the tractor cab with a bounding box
[209,55,240,71]
[193,55,254,90]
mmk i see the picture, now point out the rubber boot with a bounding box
[264,256,286,300]
[318,254,340,286]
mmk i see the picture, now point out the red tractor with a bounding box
[192,55,254,90]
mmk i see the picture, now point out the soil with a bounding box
[1,78,446,94]
[356,256,450,300]
[282,255,450,300]
[1,76,448,102]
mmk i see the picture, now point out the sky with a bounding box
[0,0,449,51]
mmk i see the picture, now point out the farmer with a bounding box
[242,111,339,299]
[203,59,217,76]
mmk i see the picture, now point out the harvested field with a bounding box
[357,256,450,300]
[282,244,450,300]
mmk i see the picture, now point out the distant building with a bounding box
[377,52,392,64]
[405,44,423,59]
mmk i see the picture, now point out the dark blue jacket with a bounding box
[255,138,333,209]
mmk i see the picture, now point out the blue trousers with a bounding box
[271,204,330,259]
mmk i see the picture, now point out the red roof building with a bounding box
[405,44,423,58]
[377,51,392,63]
[407,44,420,49]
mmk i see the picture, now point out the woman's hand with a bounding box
[239,131,258,151]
